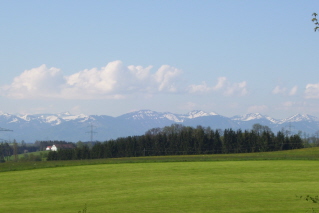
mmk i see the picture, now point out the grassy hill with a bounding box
[1,148,319,212]
[2,147,319,172]
[7,150,48,162]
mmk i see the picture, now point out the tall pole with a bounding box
[287,122,294,136]
[86,123,97,146]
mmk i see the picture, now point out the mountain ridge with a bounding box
[0,110,318,142]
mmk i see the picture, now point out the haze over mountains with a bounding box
[0,110,318,143]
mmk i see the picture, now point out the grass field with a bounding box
[7,150,48,162]
[2,147,319,173]
[1,148,319,212]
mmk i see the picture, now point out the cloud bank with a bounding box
[1,61,183,99]
[272,85,298,96]
[305,83,319,99]
[188,77,248,96]
[1,61,251,100]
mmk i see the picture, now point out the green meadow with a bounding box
[1,149,319,212]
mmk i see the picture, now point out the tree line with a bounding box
[47,124,303,161]
[0,140,74,162]
[0,142,12,162]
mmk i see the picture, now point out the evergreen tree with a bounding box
[214,130,223,154]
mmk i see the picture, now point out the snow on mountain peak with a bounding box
[149,110,220,122]
[0,110,319,142]
[8,118,19,123]
[62,113,89,121]
[45,115,61,125]
[245,113,264,121]
[232,113,266,122]
[163,113,183,122]
[18,114,32,121]
[119,110,160,120]
[0,112,13,118]
[121,110,219,122]
[135,110,160,119]
[138,110,157,116]
[185,110,218,119]
[281,114,319,123]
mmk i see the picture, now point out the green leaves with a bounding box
[312,13,319,32]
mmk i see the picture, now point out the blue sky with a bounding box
[0,0,318,118]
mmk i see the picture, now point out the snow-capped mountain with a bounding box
[181,110,219,119]
[279,114,319,124]
[232,113,278,123]
[0,110,318,142]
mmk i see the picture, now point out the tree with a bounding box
[312,13,319,32]
[193,126,205,154]
[47,151,58,161]
[213,130,223,154]
[252,123,272,135]
[289,134,303,149]
[76,141,85,148]
[0,143,5,162]
[13,140,18,161]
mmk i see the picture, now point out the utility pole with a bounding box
[86,123,97,147]
[287,122,294,136]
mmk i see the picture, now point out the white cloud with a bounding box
[223,81,247,96]
[305,83,319,99]
[213,77,227,90]
[153,65,182,92]
[289,86,298,96]
[188,82,211,93]
[272,86,286,95]
[1,61,183,100]
[2,62,253,101]
[2,64,65,99]
[272,85,298,96]
[277,101,313,112]
[188,77,248,96]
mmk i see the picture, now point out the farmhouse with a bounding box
[46,144,75,151]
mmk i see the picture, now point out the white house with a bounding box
[51,145,58,151]
[45,145,58,151]
[46,144,75,151]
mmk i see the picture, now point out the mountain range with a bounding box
[0,110,318,143]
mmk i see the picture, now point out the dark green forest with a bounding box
[47,124,303,161]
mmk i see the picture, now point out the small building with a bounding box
[46,144,75,151]
[51,145,58,151]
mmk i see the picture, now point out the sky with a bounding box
[0,0,318,119]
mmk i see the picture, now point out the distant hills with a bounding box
[0,110,318,143]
